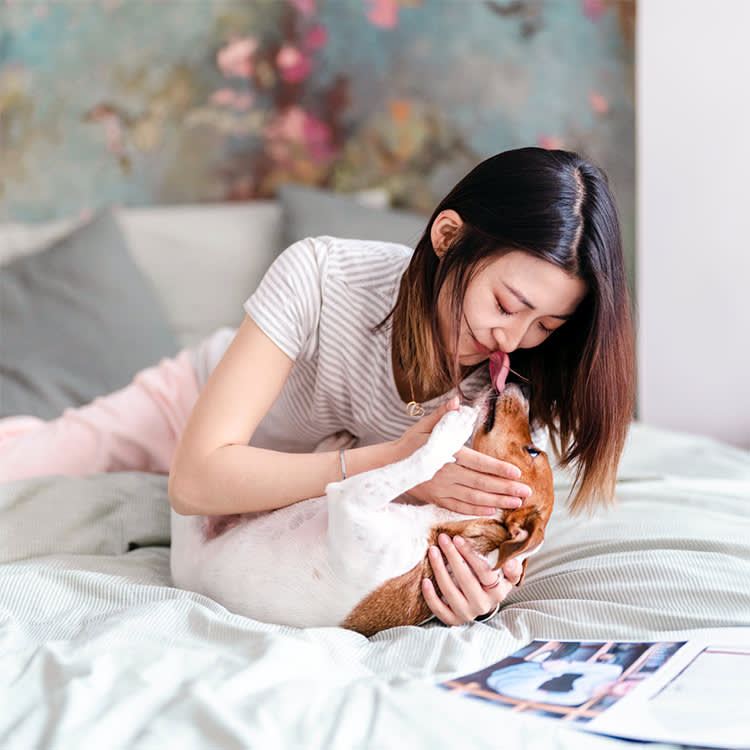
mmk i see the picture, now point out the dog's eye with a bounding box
[525,446,540,458]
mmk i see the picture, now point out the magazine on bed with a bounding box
[440,628,750,749]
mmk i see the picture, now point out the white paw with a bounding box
[426,405,478,458]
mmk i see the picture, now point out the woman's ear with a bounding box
[430,210,464,257]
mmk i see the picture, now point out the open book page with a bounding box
[441,628,750,749]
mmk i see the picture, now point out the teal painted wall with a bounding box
[0,0,634,256]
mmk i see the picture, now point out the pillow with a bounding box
[117,201,283,349]
[0,210,178,420]
[0,215,80,267]
[277,183,427,249]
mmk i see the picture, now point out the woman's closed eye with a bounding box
[496,295,560,337]
[496,299,513,316]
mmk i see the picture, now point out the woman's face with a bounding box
[438,250,588,366]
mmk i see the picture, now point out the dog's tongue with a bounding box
[489,351,510,392]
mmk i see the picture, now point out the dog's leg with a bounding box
[326,405,477,579]
[327,405,477,512]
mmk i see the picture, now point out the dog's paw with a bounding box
[427,405,478,457]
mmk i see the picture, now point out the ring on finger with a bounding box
[482,572,502,590]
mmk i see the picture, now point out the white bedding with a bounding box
[1,423,749,750]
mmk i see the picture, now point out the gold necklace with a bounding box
[406,383,425,418]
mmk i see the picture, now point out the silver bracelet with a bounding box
[339,449,347,480]
[475,602,502,622]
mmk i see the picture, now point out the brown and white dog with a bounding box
[170,384,554,636]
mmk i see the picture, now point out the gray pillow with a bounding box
[277,183,427,249]
[0,209,178,419]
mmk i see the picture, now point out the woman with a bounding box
[0,147,635,625]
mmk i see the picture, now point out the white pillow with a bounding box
[117,202,283,348]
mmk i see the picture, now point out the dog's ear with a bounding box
[495,510,546,586]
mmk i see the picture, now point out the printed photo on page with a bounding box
[441,629,750,749]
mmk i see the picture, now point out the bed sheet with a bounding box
[1,423,749,750]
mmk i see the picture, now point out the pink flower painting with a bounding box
[217,37,258,79]
[304,24,329,51]
[582,0,606,23]
[288,0,317,16]
[9,0,633,224]
[264,106,336,166]
[276,45,314,84]
[365,0,400,29]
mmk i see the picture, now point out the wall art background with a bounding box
[0,0,634,272]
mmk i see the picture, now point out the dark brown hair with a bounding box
[388,147,635,512]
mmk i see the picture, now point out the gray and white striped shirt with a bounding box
[196,236,491,453]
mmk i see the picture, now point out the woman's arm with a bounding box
[169,315,530,517]
[168,315,399,516]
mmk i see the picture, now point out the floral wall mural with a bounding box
[0,0,634,264]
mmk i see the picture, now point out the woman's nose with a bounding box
[492,324,525,353]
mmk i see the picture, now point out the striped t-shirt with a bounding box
[198,236,492,453]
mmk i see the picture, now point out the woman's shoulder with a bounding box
[310,235,413,264]
[307,235,413,294]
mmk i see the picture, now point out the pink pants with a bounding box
[0,350,201,482]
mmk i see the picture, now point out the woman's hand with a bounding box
[397,398,531,515]
[422,533,522,625]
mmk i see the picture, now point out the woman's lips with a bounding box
[472,335,490,353]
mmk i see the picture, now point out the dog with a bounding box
[170,383,554,636]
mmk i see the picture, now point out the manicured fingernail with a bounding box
[484,508,496,516]
[429,545,440,558]
[509,467,522,479]
[454,535,464,545]
[519,486,532,497]
[510,498,523,509]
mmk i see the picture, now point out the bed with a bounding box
[2,192,749,749]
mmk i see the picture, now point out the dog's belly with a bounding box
[170,498,448,628]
